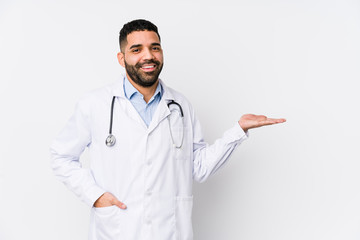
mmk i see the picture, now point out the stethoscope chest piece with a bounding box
[105,134,116,147]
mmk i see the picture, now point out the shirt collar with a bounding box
[123,75,163,102]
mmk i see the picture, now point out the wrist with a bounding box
[93,192,107,207]
[238,120,248,132]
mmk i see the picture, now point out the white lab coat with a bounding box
[50,79,248,240]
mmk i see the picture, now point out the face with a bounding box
[117,30,164,88]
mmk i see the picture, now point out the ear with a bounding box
[117,52,125,67]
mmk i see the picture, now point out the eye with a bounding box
[152,46,161,51]
[132,48,140,53]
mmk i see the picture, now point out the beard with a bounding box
[125,59,163,88]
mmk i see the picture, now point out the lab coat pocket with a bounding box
[175,196,193,240]
[93,205,122,239]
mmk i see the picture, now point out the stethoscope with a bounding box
[105,96,184,148]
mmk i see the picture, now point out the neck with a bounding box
[126,74,159,103]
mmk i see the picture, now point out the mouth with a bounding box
[140,64,157,72]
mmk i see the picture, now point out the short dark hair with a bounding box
[119,19,161,52]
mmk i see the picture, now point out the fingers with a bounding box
[260,118,286,126]
[108,192,127,209]
[265,118,286,124]
[94,192,127,209]
[113,199,127,209]
[108,193,127,209]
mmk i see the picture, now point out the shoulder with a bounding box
[78,81,121,104]
[74,81,122,116]
[161,81,196,120]
[161,81,191,105]
[165,86,188,101]
[164,84,195,110]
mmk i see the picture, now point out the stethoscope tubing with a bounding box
[167,100,184,117]
[105,96,117,147]
[109,96,116,135]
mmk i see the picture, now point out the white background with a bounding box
[1,0,360,239]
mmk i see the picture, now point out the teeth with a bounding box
[142,65,155,69]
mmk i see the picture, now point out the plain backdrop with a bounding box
[1,0,360,239]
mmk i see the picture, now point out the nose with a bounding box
[142,48,155,60]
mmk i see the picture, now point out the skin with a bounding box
[117,30,163,103]
[93,30,286,209]
[238,114,286,132]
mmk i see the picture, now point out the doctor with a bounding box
[51,19,285,240]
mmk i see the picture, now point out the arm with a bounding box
[50,98,106,207]
[192,111,286,183]
[192,118,248,183]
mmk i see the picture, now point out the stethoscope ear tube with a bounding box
[106,96,116,147]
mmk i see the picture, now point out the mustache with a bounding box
[135,60,161,68]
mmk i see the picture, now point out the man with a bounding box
[51,19,285,240]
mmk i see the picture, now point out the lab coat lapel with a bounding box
[111,78,148,129]
[121,99,148,129]
[147,80,175,133]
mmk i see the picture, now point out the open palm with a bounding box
[239,114,286,132]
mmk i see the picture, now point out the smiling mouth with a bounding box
[140,64,157,72]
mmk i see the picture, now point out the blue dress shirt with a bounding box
[123,76,163,127]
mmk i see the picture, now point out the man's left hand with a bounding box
[238,114,286,132]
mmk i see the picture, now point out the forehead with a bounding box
[126,30,160,48]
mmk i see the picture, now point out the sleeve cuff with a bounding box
[235,122,249,138]
[222,122,249,143]
[84,185,107,207]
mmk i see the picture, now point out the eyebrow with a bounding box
[129,42,161,49]
[129,44,142,50]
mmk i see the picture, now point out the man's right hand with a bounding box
[93,192,127,209]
